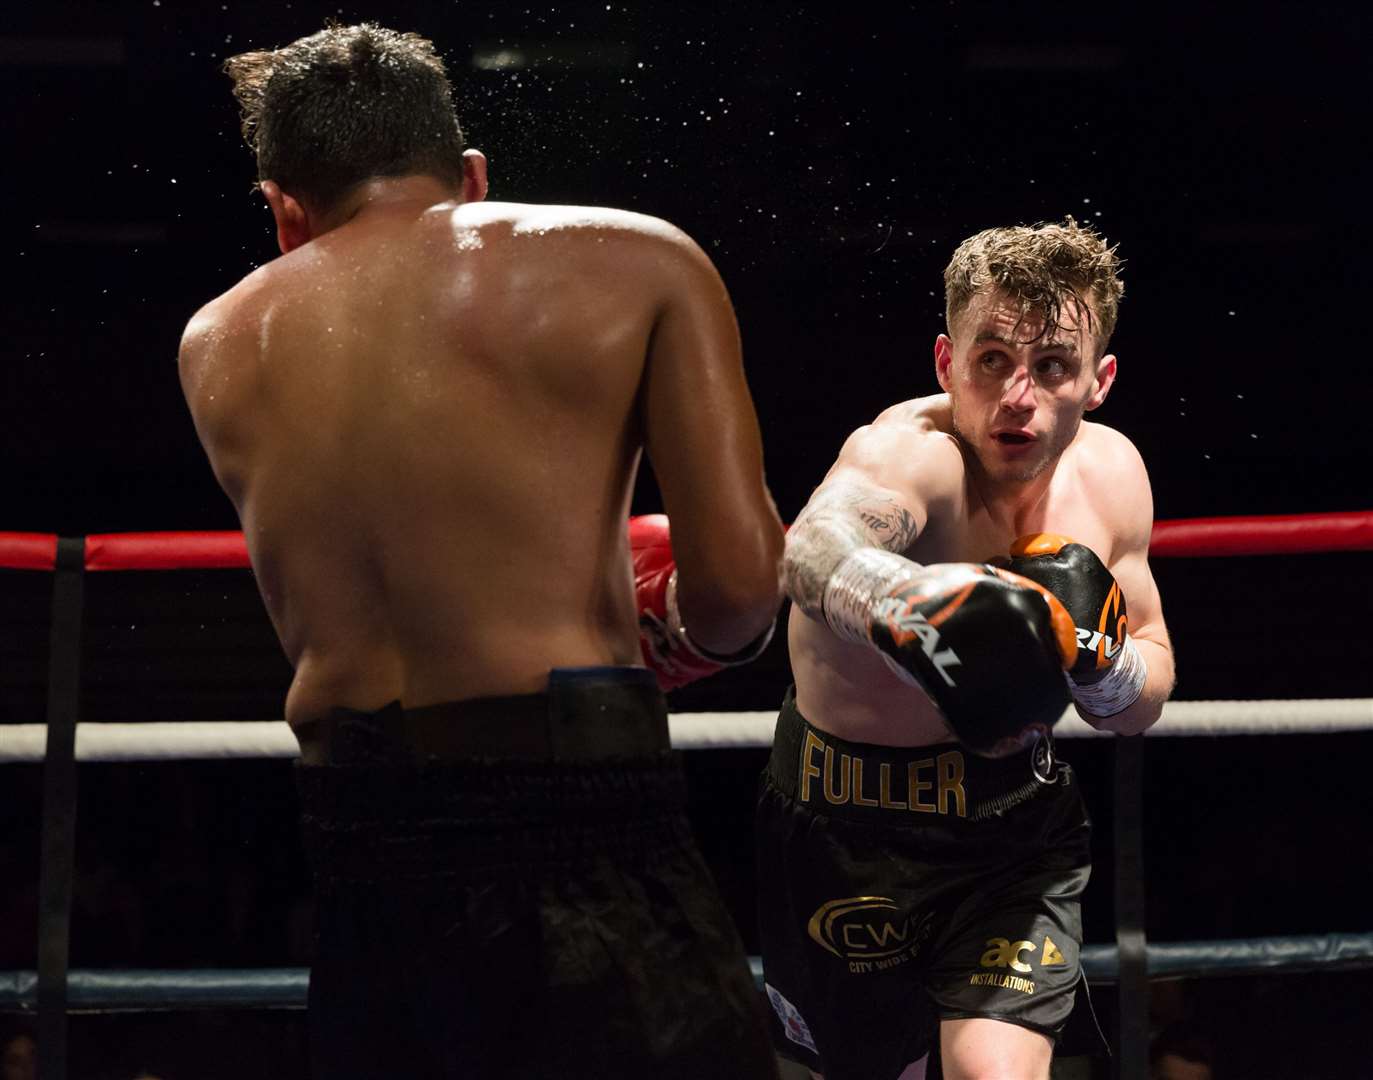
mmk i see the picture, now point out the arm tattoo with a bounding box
[784,482,920,618]
[857,505,918,550]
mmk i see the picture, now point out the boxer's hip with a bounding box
[294,666,689,880]
[294,664,669,764]
[764,685,1068,830]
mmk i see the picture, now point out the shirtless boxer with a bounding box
[178,24,784,1079]
[756,219,1175,1080]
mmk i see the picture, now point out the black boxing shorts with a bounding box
[295,666,778,1080]
[755,687,1101,1080]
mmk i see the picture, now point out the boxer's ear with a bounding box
[934,335,955,391]
[1085,353,1117,411]
[261,181,311,254]
[461,149,489,204]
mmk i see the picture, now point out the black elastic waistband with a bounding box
[296,752,692,879]
[294,666,669,765]
[767,687,1063,825]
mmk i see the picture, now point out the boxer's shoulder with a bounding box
[871,392,954,433]
[1071,421,1153,541]
[827,407,967,511]
[178,265,289,438]
[179,287,253,376]
[460,202,718,295]
[185,249,285,339]
[1073,421,1147,483]
[465,201,699,251]
[1075,418,1137,450]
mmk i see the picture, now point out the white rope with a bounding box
[0,699,1368,762]
[672,699,1373,746]
[0,721,302,763]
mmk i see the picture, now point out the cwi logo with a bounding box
[807,896,931,960]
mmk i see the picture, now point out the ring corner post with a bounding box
[1113,732,1149,1080]
[36,535,86,1080]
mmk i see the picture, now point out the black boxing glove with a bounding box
[821,548,1077,757]
[1004,534,1147,719]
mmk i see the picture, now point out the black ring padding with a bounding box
[0,969,309,1013]
[1115,934,1373,980]
[37,536,85,1080]
[1113,735,1148,1079]
[53,536,85,572]
[4,935,1372,1014]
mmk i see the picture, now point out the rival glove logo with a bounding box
[875,593,964,686]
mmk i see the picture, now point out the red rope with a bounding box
[0,532,58,571]
[1150,511,1373,558]
[83,532,250,572]
[2,512,1370,572]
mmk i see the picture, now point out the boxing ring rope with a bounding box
[7,509,1372,572]
[5,931,1373,1012]
[1,698,1371,763]
[3,511,1371,1080]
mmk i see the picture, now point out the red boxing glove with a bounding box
[630,514,775,691]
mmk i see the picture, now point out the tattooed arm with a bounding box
[783,419,964,618]
[784,479,919,617]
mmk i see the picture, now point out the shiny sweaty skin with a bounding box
[180,180,782,728]
[789,395,1167,748]
[777,289,1175,1080]
[786,291,1173,752]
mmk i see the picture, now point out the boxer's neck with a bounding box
[970,459,1059,535]
[317,175,465,233]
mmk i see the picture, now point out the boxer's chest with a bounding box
[911,473,1118,571]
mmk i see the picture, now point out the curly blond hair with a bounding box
[944,218,1124,355]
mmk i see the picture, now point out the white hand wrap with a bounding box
[1070,636,1146,718]
[820,547,921,647]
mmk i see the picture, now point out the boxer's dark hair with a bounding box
[225,23,466,212]
[944,218,1124,356]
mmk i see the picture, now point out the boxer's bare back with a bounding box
[180,179,779,726]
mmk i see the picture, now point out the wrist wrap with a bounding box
[821,548,921,647]
[1070,636,1146,717]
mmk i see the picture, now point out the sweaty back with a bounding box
[216,201,665,722]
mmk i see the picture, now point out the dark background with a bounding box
[5,1,1371,531]
[2,2,1371,1077]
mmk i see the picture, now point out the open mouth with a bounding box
[993,432,1035,445]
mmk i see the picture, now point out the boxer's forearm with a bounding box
[674,569,780,657]
[783,517,868,619]
[783,482,921,619]
[671,510,784,656]
[1077,637,1174,736]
